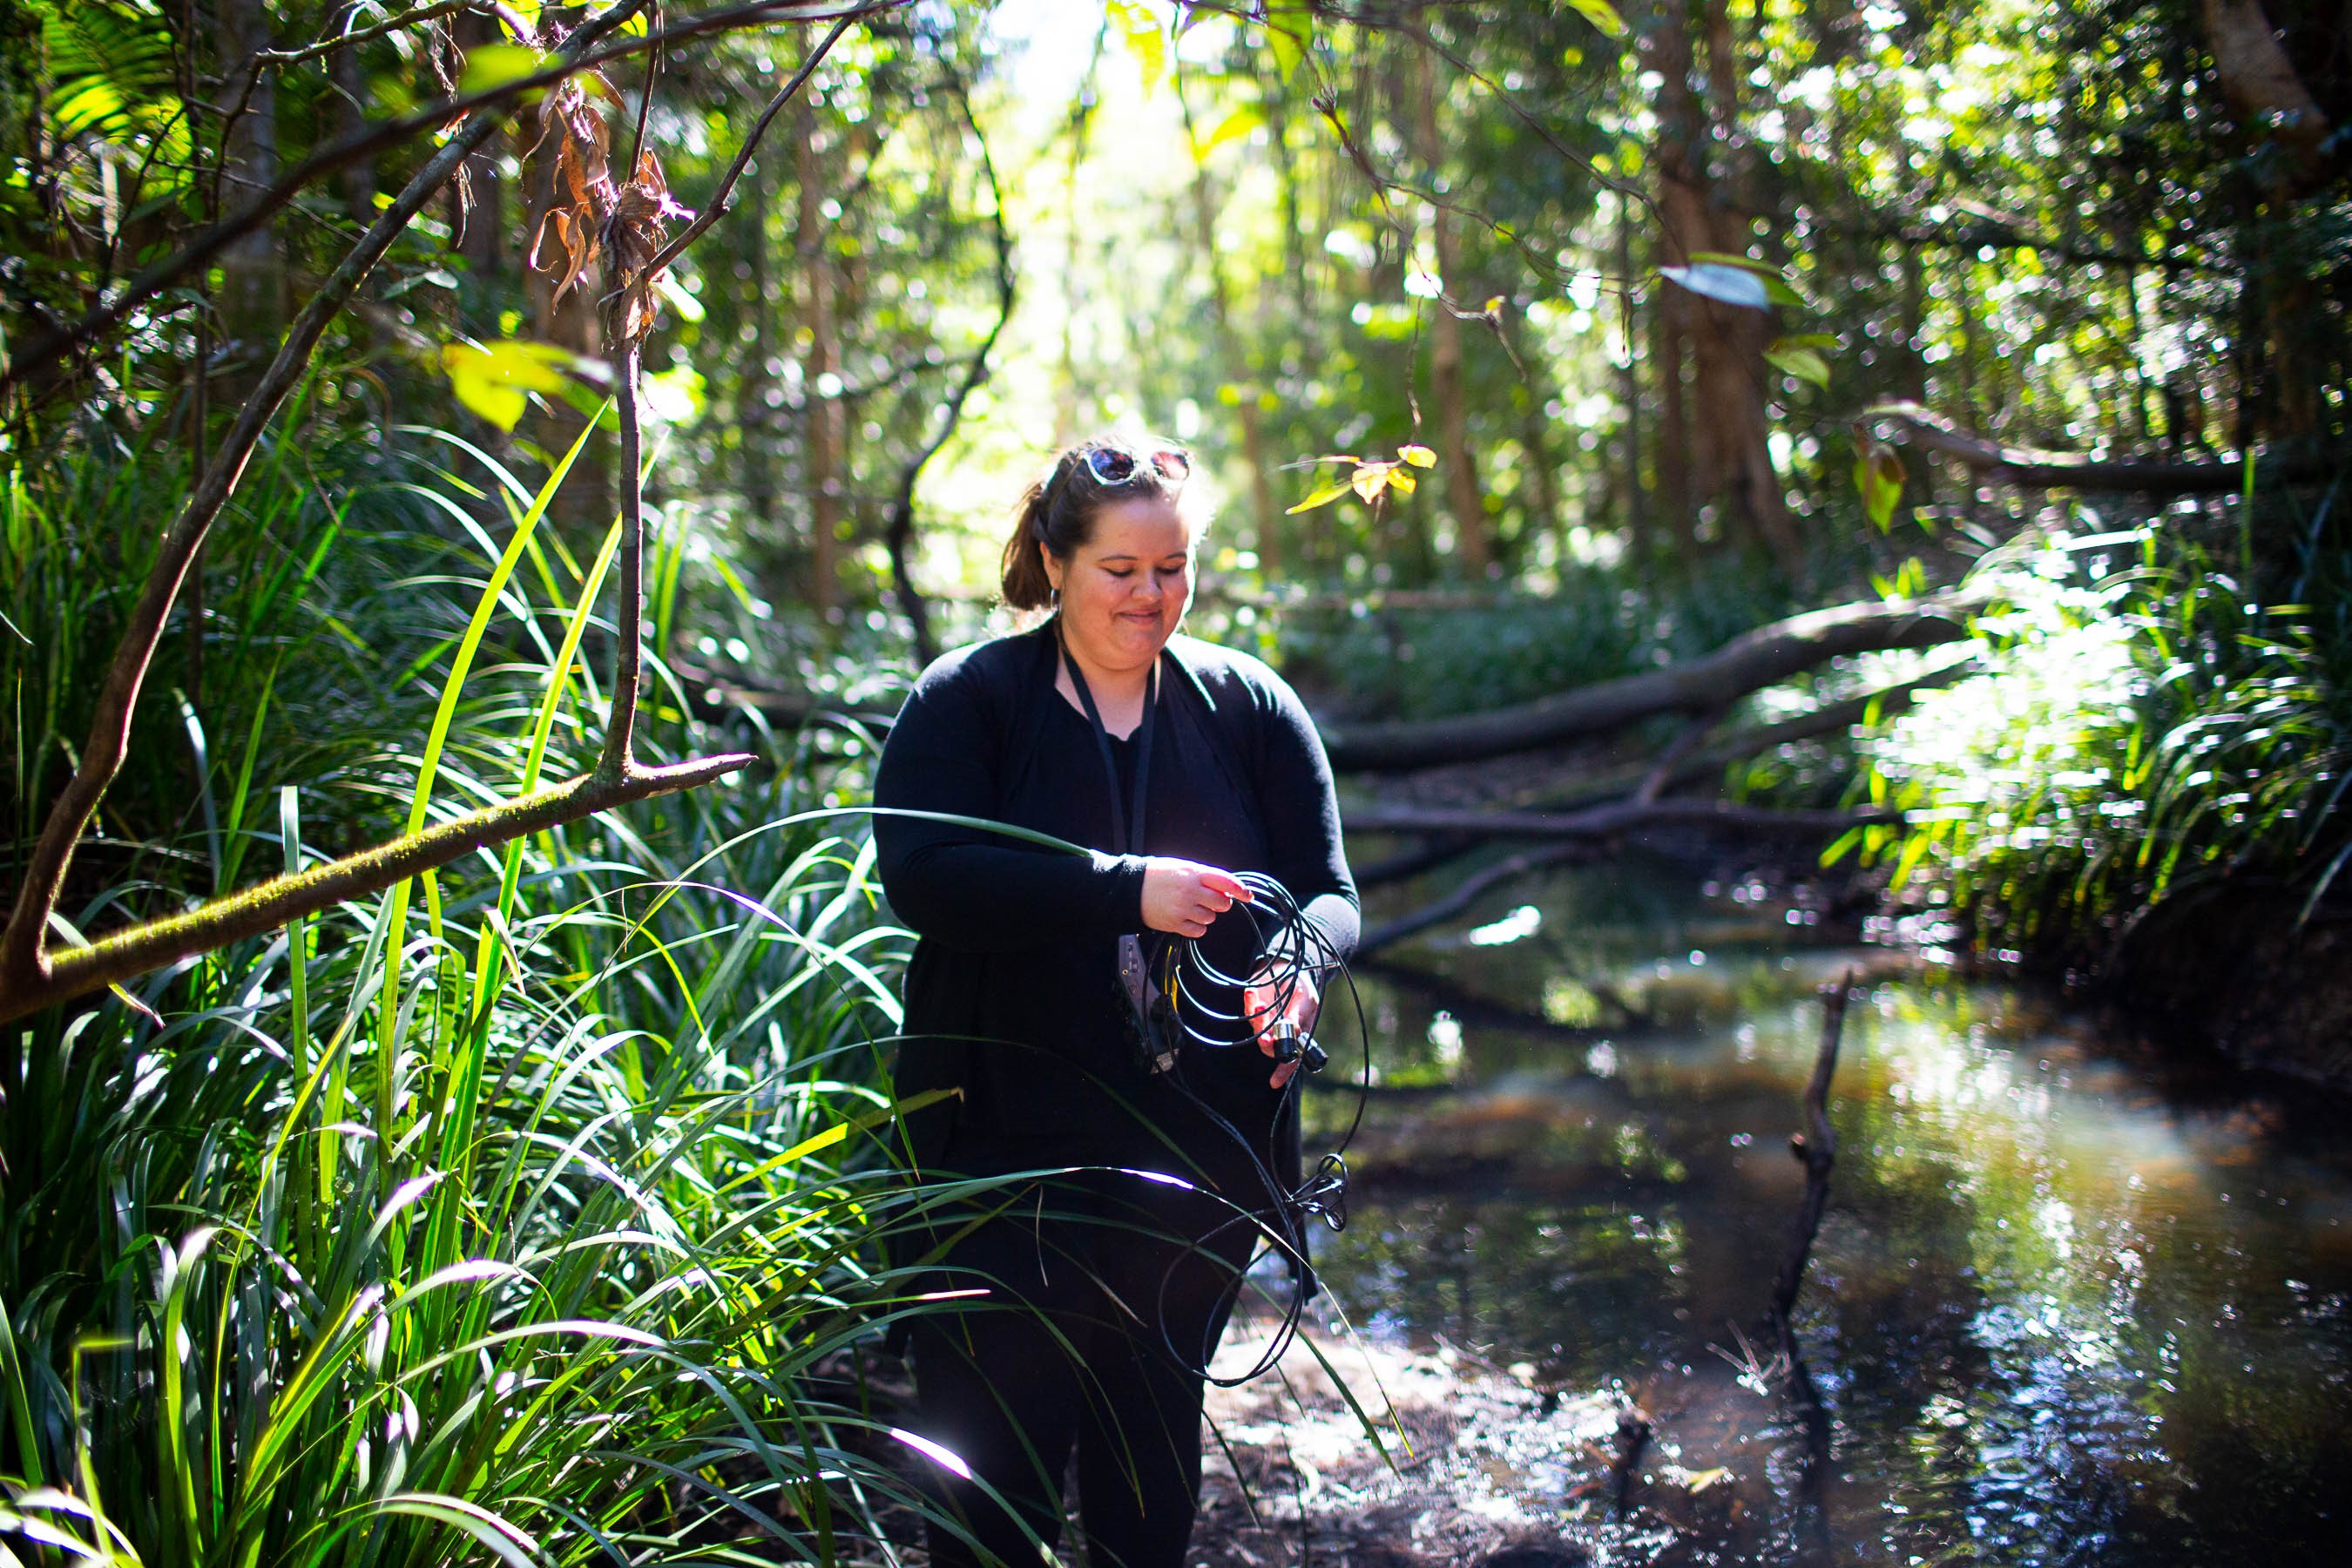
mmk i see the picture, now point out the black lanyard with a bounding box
[1057,623,1157,856]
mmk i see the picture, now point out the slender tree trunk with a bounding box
[1179,91,1281,577]
[330,3,378,233]
[1409,33,1488,573]
[1617,193,1649,548]
[795,91,842,619]
[212,0,284,368]
[1512,317,1564,557]
[741,149,778,534]
[448,13,502,335]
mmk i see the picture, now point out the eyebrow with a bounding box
[1094,551,1190,564]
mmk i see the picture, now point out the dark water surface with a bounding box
[1303,857,2352,1565]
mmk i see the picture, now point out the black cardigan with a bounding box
[873,622,1357,1187]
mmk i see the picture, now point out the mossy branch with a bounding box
[0,755,751,1026]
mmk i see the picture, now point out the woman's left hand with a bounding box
[1243,967,1321,1089]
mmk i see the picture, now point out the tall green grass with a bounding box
[1842,510,2351,962]
[0,420,955,1564]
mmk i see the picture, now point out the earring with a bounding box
[1050,586,1062,614]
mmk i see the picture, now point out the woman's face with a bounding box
[1044,495,1194,674]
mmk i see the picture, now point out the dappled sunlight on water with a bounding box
[1306,857,2352,1564]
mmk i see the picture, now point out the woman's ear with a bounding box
[1043,551,1064,593]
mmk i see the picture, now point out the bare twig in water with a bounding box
[1608,1402,1652,1517]
[1769,974,1855,1565]
[1771,974,1853,1350]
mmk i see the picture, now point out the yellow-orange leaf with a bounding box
[1398,443,1436,468]
[1286,477,1355,514]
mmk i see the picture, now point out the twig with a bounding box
[1770,976,1854,1360]
[1608,1402,1652,1516]
[641,10,860,279]
[600,341,650,781]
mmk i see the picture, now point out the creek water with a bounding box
[1302,855,2352,1565]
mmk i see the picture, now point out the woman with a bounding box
[873,436,1357,1566]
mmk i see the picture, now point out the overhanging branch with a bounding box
[2,756,749,1026]
[1869,401,2345,492]
[0,0,908,397]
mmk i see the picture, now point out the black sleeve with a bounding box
[873,652,1147,953]
[1252,671,1359,966]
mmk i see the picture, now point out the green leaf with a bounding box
[1106,0,1166,91]
[442,340,580,431]
[1198,105,1261,159]
[1566,0,1627,37]
[1765,345,1831,387]
[1854,436,1907,531]
[1265,0,1313,81]
[1287,477,1356,514]
[458,44,551,98]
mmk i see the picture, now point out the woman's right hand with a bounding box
[1140,858,1253,939]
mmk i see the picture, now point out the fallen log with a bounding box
[1352,809,1896,956]
[1344,801,1896,842]
[1320,596,1975,773]
[1348,666,1969,889]
[1869,401,2347,492]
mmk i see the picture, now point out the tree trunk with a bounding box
[1410,35,1490,574]
[1646,0,1794,555]
[2200,0,2332,187]
[211,0,284,367]
[795,91,842,619]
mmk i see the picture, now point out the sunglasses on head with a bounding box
[1078,445,1191,487]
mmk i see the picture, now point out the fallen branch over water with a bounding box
[1345,801,1896,841]
[1868,400,2347,492]
[1321,596,1976,772]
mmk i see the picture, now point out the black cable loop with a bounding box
[1135,870,1374,1385]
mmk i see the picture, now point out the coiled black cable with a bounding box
[1139,870,1372,1386]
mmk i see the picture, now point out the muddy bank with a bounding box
[2102,885,2352,1092]
[1192,1320,1817,1567]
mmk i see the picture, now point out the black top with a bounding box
[873,622,1357,1190]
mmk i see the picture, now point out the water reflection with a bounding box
[1308,857,2352,1563]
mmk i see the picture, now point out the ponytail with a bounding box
[998,476,1057,610]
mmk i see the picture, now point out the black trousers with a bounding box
[909,1169,1260,1568]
